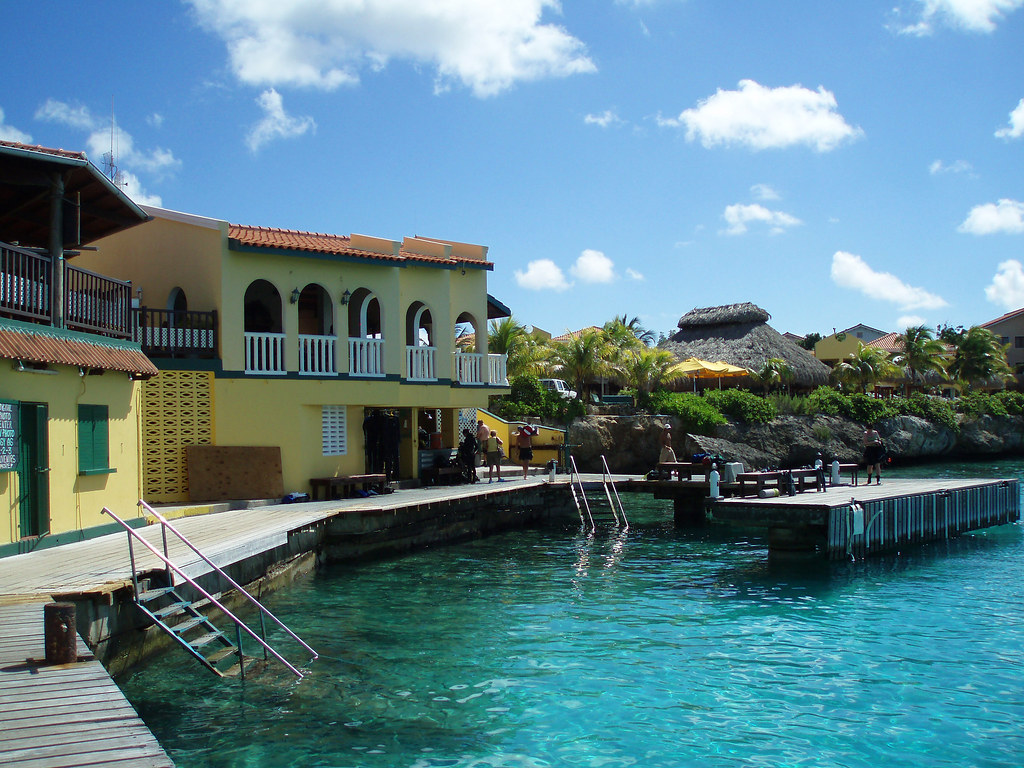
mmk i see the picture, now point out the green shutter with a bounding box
[78,404,111,475]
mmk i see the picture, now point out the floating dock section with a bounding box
[702,478,1020,559]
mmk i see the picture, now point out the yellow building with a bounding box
[0,142,156,556]
[85,206,510,502]
[814,324,889,367]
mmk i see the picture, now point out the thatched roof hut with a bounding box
[661,302,832,388]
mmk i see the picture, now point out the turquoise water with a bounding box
[120,460,1024,767]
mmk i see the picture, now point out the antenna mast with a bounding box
[101,97,125,188]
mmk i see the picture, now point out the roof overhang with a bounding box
[487,294,512,319]
[0,141,151,249]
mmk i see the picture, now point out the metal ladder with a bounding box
[103,502,318,679]
[567,456,629,531]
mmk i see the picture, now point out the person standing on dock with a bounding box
[476,419,490,467]
[485,430,505,482]
[862,425,884,485]
[515,425,534,480]
[659,424,677,463]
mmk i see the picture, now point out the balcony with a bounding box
[134,307,218,359]
[298,334,337,375]
[245,331,286,375]
[406,345,436,382]
[488,353,508,386]
[349,337,384,377]
[1,241,131,339]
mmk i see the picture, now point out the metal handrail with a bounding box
[600,455,628,529]
[569,456,595,529]
[102,507,311,678]
[138,500,318,660]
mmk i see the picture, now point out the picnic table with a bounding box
[736,468,825,496]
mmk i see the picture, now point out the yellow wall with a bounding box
[0,365,142,546]
[814,334,861,366]
[82,211,225,315]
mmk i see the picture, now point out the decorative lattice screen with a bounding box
[141,370,213,503]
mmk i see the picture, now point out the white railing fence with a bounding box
[453,351,484,384]
[298,334,337,376]
[349,337,385,377]
[245,332,286,375]
[406,345,436,381]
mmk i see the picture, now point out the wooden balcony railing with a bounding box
[0,242,133,340]
[134,307,218,359]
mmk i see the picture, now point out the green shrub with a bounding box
[812,422,833,442]
[806,386,848,416]
[892,393,958,431]
[955,392,1006,417]
[767,392,812,415]
[704,389,776,423]
[844,393,894,424]
[494,373,586,423]
[647,391,726,434]
[994,391,1024,416]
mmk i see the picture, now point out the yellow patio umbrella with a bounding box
[669,358,749,389]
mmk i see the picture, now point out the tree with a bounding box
[605,314,655,347]
[546,328,612,402]
[487,316,546,379]
[831,343,899,394]
[618,347,684,403]
[893,325,947,396]
[749,358,793,395]
[799,332,823,351]
[947,326,1012,391]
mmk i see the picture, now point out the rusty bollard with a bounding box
[44,602,78,665]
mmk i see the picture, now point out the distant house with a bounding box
[661,302,832,390]
[982,307,1024,372]
[0,141,156,556]
[814,323,889,366]
[549,326,603,343]
[82,205,510,502]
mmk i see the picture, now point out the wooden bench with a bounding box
[309,473,387,501]
[835,463,860,486]
[658,461,709,481]
[737,469,825,496]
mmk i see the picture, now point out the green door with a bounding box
[16,403,49,538]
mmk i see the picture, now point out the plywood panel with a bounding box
[186,445,283,501]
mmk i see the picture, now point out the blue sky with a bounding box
[2,0,1023,340]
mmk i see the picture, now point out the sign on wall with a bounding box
[0,401,19,471]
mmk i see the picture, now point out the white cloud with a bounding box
[0,107,31,143]
[668,79,863,152]
[831,251,949,310]
[515,259,571,291]
[187,0,596,98]
[929,158,973,174]
[571,249,615,283]
[584,109,622,128]
[147,113,165,129]
[750,183,780,201]
[721,203,801,235]
[246,89,316,151]
[895,0,1024,35]
[33,99,177,202]
[897,314,928,328]
[626,267,644,281]
[985,259,1024,307]
[995,98,1024,139]
[958,199,1024,234]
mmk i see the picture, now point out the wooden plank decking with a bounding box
[0,602,174,768]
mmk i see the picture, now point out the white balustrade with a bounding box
[245,332,287,375]
[298,334,338,376]
[487,353,508,386]
[349,337,385,377]
[406,345,436,381]
[453,351,484,384]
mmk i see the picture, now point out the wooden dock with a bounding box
[637,476,1020,559]
[0,602,174,768]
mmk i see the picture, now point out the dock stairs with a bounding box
[103,502,318,680]
[567,455,629,531]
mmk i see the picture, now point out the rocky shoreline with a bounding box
[569,412,1024,474]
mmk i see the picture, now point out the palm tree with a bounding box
[546,328,612,402]
[618,347,684,403]
[487,316,546,379]
[893,325,947,395]
[605,314,655,346]
[749,358,793,395]
[947,326,1012,391]
[832,343,899,394]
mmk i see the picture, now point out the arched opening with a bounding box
[405,302,436,381]
[297,283,336,375]
[243,280,285,374]
[453,310,485,384]
[168,287,188,313]
[346,288,384,377]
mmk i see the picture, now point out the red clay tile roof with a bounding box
[0,140,87,161]
[550,326,603,342]
[982,307,1024,327]
[228,224,493,268]
[0,322,158,377]
[867,331,903,352]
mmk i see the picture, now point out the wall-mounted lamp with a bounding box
[290,287,301,304]
[78,367,86,377]
[341,289,351,305]
[12,360,57,375]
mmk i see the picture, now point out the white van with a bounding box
[540,378,577,399]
